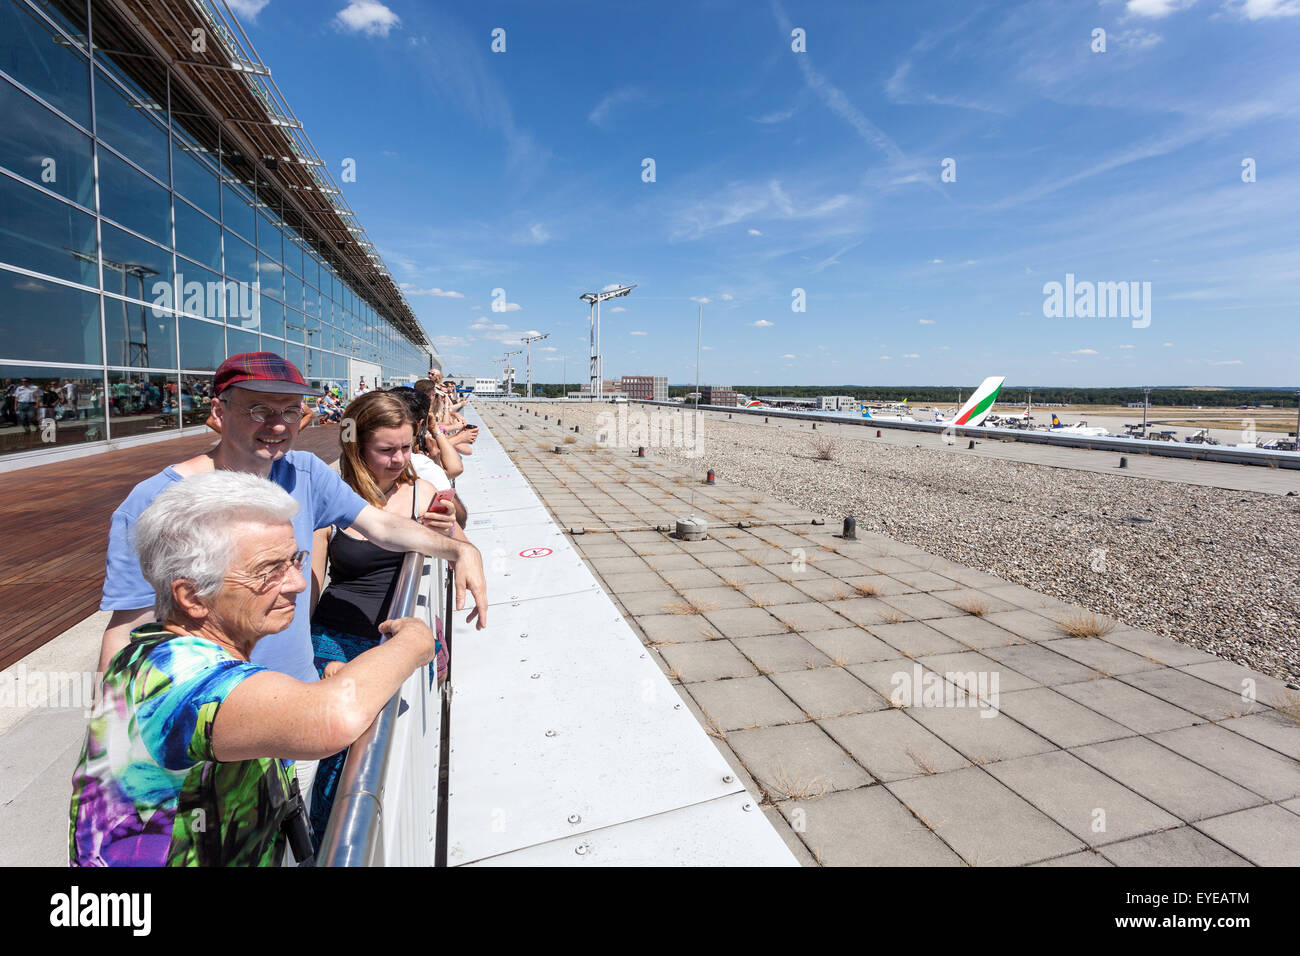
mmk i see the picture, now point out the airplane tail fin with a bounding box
[948,376,1005,426]
[862,406,873,419]
[1051,413,1062,428]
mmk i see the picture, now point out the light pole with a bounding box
[522,332,549,401]
[1143,386,1150,434]
[580,284,636,401]
[501,349,521,396]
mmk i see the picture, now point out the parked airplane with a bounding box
[862,376,1006,428]
[1050,413,1109,437]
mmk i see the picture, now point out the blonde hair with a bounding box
[338,390,418,507]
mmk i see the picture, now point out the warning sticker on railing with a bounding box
[518,547,553,558]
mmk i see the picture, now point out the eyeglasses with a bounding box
[220,397,303,424]
[227,549,309,592]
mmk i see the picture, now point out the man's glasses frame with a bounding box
[219,395,304,424]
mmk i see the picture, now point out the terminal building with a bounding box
[620,375,667,402]
[0,0,435,467]
[699,385,737,407]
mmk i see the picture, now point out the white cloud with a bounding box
[1227,0,1300,17]
[400,284,464,298]
[1113,28,1165,48]
[432,335,470,348]
[918,318,935,325]
[720,293,734,301]
[494,301,522,312]
[747,228,763,236]
[1117,344,1135,349]
[902,353,919,359]
[751,319,774,328]
[1071,348,1099,355]
[930,258,943,264]
[753,106,797,124]
[702,345,713,350]
[880,355,892,360]
[227,0,270,19]
[629,331,647,336]
[609,306,627,313]
[601,283,628,292]
[781,353,797,359]
[588,87,654,128]
[1163,342,1174,347]
[690,296,712,304]
[525,223,550,243]
[334,1,400,37]
[1124,0,1197,18]
[468,321,507,331]
[1209,359,1244,365]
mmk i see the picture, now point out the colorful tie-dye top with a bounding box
[70,623,293,866]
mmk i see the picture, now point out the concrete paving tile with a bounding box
[1054,679,1201,734]
[771,668,890,718]
[739,581,810,606]
[1177,660,1296,708]
[1118,668,1252,721]
[687,676,807,731]
[1217,711,1300,759]
[1150,723,1300,801]
[891,570,966,592]
[732,634,832,674]
[777,788,964,866]
[847,658,922,698]
[693,549,754,568]
[0,708,88,806]
[618,591,682,616]
[661,568,726,590]
[880,592,969,621]
[1101,628,1219,667]
[1283,797,1300,817]
[1099,826,1251,867]
[599,571,672,593]
[887,767,1084,866]
[715,565,781,586]
[800,627,898,665]
[930,589,1019,615]
[828,596,899,627]
[1040,637,1163,676]
[985,750,1179,846]
[702,606,787,639]
[659,641,758,683]
[766,602,853,633]
[864,556,921,575]
[589,555,653,575]
[788,578,859,602]
[819,709,969,782]
[1070,737,1265,822]
[762,806,818,867]
[578,542,637,558]
[808,556,874,578]
[1194,804,1300,866]
[996,688,1133,748]
[869,621,967,657]
[675,586,753,610]
[923,562,1009,589]
[927,615,1027,650]
[679,537,734,554]
[905,698,1056,765]
[916,651,1040,693]
[634,613,721,644]
[840,573,918,596]
[727,723,872,799]
[643,552,704,572]
[983,583,1069,610]
[983,609,1072,643]
[983,644,1104,685]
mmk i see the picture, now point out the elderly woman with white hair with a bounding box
[69,470,437,867]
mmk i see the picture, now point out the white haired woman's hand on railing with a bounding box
[377,617,438,663]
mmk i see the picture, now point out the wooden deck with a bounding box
[0,424,344,670]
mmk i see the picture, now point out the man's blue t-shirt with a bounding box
[100,451,367,682]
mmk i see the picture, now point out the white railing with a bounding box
[316,549,447,866]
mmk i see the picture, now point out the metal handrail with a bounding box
[316,549,435,866]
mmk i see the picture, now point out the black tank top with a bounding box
[312,483,417,640]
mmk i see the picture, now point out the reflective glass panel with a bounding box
[221,181,255,241]
[93,67,168,183]
[0,78,94,207]
[180,372,214,427]
[106,369,176,438]
[98,148,169,246]
[100,223,171,301]
[0,1,90,127]
[0,172,97,286]
[173,261,223,321]
[259,294,284,338]
[0,274,101,364]
[172,138,219,216]
[179,315,224,371]
[223,230,256,287]
[174,199,221,272]
[0,364,104,458]
[103,293,175,370]
[226,326,258,356]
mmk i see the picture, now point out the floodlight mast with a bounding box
[522,332,549,401]
[580,285,636,401]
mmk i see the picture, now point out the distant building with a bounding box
[817,395,855,411]
[472,377,503,395]
[621,376,668,402]
[570,380,627,400]
[700,386,737,407]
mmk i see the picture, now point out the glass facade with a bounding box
[0,0,432,461]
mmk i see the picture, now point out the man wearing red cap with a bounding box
[96,354,487,813]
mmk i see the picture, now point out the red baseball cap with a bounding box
[213,352,321,397]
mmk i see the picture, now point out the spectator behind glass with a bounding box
[70,471,438,866]
[307,390,462,842]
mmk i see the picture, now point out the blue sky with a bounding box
[230,0,1300,387]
